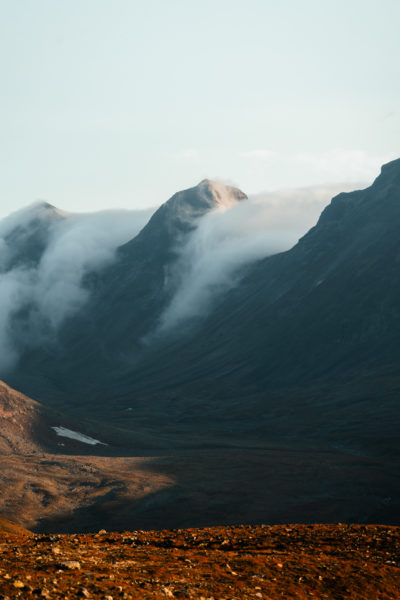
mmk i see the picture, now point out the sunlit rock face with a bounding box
[119,179,247,255]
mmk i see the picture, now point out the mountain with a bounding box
[4,163,400,437]
[11,179,248,403]
[127,157,400,391]
[105,158,400,455]
[87,178,247,354]
[0,201,66,272]
[2,162,400,531]
[10,159,400,456]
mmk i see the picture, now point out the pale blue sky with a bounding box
[0,0,399,217]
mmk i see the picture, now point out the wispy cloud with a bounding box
[0,204,154,373]
[157,182,359,333]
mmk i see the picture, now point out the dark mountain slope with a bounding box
[68,158,399,459]
[7,160,400,442]
[114,158,400,396]
[10,160,400,422]
[11,180,247,402]
[56,158,396,461]
[0,202,65,272]
[2,164,400,529]
[88,178,247,353]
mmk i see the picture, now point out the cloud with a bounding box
[0,203,154,373]
[0,269,33,371]
[0,174,387,369]
[157,182,360,333]
[35,209,154,329]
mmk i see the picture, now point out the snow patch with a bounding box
[52,426,107,446]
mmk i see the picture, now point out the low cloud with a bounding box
[0,203,154,373]
[0,178,378,370]
[157,182,362,333]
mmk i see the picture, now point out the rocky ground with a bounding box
[0,524,399,599]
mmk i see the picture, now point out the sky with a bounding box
[0,0,399,218]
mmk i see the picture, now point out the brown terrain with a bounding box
[0,523,399,599]
[1,380,400,533]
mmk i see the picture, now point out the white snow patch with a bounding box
[52,426,107,446]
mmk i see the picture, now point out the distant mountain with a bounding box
[6,161,400,457]
[12,179,248,400]
[0,201,66,272]
[131,157,400,390]
[106,158,400,454]
[89,178,247,352]
[2,162,400,531]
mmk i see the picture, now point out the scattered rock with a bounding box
[60,560,81,570]
[0,524,399,599]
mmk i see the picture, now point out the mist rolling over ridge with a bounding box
[1,158,400,536]
[157,182,359,332]
[1,1,400,569]
[0,181,362,374]
[0,203,154,372]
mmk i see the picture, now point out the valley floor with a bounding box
[1,447,399,533]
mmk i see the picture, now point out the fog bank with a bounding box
[158,183,361,332]
[0,203,153,372]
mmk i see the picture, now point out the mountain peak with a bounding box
[375,157,400,186]
[29,200,67,219]
[380,157,400,173]
[315,157,400,228]
[162,179,247,223]
[158,179,247,234]
[122,180,248,254]
[196,179,248,209]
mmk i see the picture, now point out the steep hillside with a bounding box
[123,158,400,391]
[0,201,66,273]
[6,161,400,458]
[11,179,247,402]
[2,163,400,530]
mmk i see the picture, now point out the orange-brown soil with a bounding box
[0,524,399,599]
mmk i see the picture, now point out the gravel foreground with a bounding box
[0,524,399,599]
